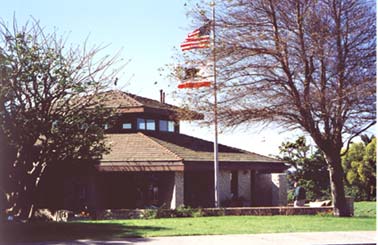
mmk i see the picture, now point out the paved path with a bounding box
[12,231,377,245]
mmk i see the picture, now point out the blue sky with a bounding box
[0,0,189,96]
[0,0,314,156]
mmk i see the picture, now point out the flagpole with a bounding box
[211,1,219,208]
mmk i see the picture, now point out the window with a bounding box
[104,124,109,130]
[159,120,175,132]
[146,120,155,131]
[168,121,175,132]
[159,120,167,131]
[122,122,132,129]
[137,118,145,130]
[137,118,155,131]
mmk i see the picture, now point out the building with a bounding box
[38,90,288,211]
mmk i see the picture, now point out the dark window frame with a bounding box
[159,120,175,132]
[137,118,156,131]
[122,122,132,129]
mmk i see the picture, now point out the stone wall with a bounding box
[218,170,251,206]
[170,172,184,209]
[254,173,288,206]
[271,173,287,206]
[238,170,251,205]
[219,170,231,203]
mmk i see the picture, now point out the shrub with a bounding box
[175,206,204,218]
[142,209,158,219]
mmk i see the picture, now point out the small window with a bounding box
[104,124,109,130]
[146,120,155,131]
[137,118,145,130]
[159,120,168,131]
[122,123,132,129]
[168,121,175,132]
[137,118,155,131]
[159,120,175,132]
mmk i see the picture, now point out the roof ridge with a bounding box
[137,132,183,161]
[123,92,159,103]
[118,91,144,107]
[122,91,178,110]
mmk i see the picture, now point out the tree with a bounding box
[279,136,330,202]
[342,136,376,201]
[176,0,376,216]
[0,20,123,219]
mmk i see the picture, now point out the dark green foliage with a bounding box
[278,136,330,202]
[142,206,205,219]
[174,206,204,218]
[280,135,376,203]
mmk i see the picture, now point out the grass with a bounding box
[0,202,375,242]
[354,201,376,217]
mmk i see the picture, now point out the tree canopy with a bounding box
[176,0,376,216]
[278,136,330,202]
[0,19,123,219]
[342,136,376,201]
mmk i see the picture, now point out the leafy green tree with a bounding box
[0,20,123,219]
[279,136,330,202]
[342,137,376,201]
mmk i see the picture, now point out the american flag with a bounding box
[180,22,211,51]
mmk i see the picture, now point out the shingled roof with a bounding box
[98,132,288,172]
[99,133,184,171]
[100,90,203,120]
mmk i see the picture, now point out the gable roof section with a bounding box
[98,132,287,172]
[102,133,182,162]
[101,90,172,110]
[145,131,281,163]
[101,90,142,108]
[99,133,183,171]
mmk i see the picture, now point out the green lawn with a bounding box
[1,202,375,242]
[354,201,376,217]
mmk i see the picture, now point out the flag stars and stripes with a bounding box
[180,22,211,52]
[178,21,212,89]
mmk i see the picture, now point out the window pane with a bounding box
[168,121,175,132]
[122,123,132,129]
[137,118,145,130]
[146,119,155,131]
[159,120,168,131]
[104,124,109,130]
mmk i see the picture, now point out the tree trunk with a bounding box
[326,152,349,217]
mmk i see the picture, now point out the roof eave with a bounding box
[184,161,289,172]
